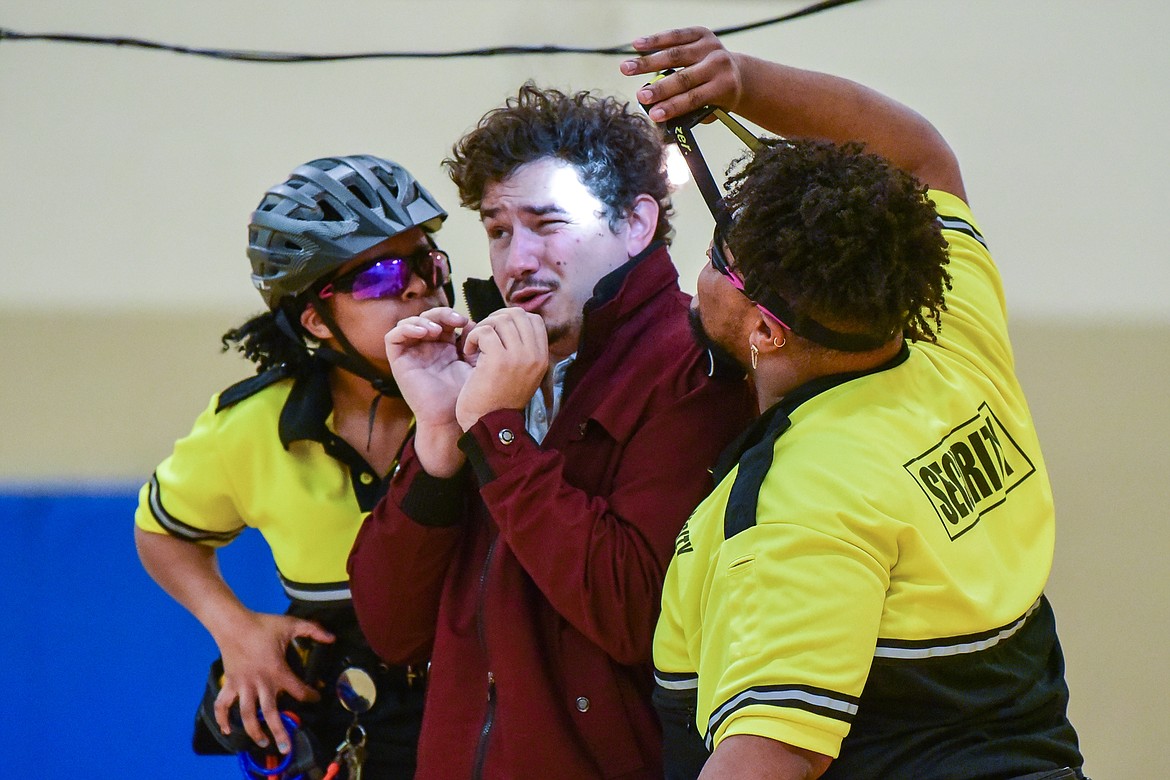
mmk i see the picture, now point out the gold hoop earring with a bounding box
[750,343,759,370]
[773,335,786,349]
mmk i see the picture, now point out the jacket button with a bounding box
[498,428,516,445]
[359,472,374,485]
[576,696,590,712]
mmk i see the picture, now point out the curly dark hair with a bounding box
[220,300,315,374]
[443,83,674,244]
[725,138,951,346]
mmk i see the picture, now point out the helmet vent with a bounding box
[318,199,344,222]
[375,169,402,199]
[347,183,376,210]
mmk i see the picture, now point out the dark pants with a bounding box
[652,685,710,780]
[295,660,425,779]
[286,603,426,779]
[651,683,1089,780]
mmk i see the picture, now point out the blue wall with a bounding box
[2,491,287,778]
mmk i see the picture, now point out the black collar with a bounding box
[584,240,662,313]
[714,342,911,482]
[278,362,334,449]
[276,361,404,512]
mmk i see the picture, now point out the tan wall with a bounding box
[4,310,1167,775]
[1013,321,1170,779]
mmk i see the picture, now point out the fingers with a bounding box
[630,26,713,59]
[476,307,541,332]
[216,681,286,753]
[387,308,470,370]
[217,681,283,754]
[638,66,713,123]
[518,307,549,352]
[620,27,738,123]
[621,26,713,78]
[463,307,546,359]
[256,687,291,755]
[387,307,468,348]
[213,682,239,739]
[419,305,468,323]
[292,618,335,646]
[218,670,314,754]
[480,310,525,350]
[213,617,333,756]
[460,321,498,360]
[454,308,548,429]
[417,306,469,330]
[457,319,479,363]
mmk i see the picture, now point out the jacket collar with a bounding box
[575,241,676,366]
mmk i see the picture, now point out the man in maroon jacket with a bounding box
[348,84,754,779]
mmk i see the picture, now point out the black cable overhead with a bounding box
[0,0,863,64]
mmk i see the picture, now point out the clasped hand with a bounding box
[386,305,548,442]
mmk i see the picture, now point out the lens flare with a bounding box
[664,144,692,190]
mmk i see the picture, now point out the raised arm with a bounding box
[622,26,965,198]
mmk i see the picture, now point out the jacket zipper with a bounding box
[472,535,498,780]
[473,670,497,780]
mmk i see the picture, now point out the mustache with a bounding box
[506,278,560,301]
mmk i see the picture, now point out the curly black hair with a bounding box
[220,300,315,374]
[724,138,951,346]
[443,83,674,244]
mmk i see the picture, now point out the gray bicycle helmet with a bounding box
[247,154,447,309]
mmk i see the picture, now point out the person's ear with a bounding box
[749,312,788,358]
[622,194,660,256]
[299,302,333,340]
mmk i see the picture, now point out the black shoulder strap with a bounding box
[216,365,293,413]
[724,415,790,540]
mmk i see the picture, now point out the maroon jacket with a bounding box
[349,245,754,779]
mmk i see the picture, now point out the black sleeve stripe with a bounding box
[937,213,988,249]
[874,598,1041,659]
[278,572,351,603]
[707,684,859,748]
[654,669,699,691]
[147,473,244,544]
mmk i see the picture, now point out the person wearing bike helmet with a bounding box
[134,154,451,778]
